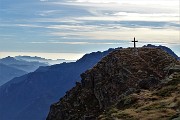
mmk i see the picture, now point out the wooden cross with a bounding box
[132,37,138,48]
[132,37,138,55]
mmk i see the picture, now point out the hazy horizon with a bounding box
[0,0,179,59]
[0,44,180,60]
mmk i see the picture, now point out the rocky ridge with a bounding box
[46,47,179,120]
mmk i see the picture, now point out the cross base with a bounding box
[133,48,138,55]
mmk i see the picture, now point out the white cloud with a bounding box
[113,12,179,17]
[75,0,118,3]
[73,0,179,6]
[76,16,178,22]
[1,0,179,57]
[30,41,89,44]
[40,0,48,1]
[55,0,179,16]
[49,27,179,44]
[29,41,117,45]
[15,24,43,28]
[37,10,62,16]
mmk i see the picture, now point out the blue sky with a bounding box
[0,0,179,60]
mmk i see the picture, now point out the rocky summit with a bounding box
[46,47,180,120]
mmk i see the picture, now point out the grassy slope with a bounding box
[99,72,180,120]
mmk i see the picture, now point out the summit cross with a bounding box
[132,37,138,48]
[131,37,138,55]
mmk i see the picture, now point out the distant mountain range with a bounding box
[0,57,48,86]
[0,56,74,86]
[0,63,27,86]
[15,56,75,65]
[0,48,117,120]
[0,56,48,72]
[0,45,179,120]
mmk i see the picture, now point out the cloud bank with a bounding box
[0,0,179,58]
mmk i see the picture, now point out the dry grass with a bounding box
[98,72,180,120]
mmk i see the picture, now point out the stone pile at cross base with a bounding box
[46,47,180,120]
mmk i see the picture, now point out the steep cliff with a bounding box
[47,47,179,120]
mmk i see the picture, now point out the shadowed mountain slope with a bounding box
[0,48,117,120]
[47,47,179,120]
[0,63,27,86]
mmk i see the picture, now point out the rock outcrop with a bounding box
[47,47,179,120]
[98,67,180,120]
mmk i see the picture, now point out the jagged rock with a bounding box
[47,48,179,120]
[138,75,160,89]
[167,65,180,75]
